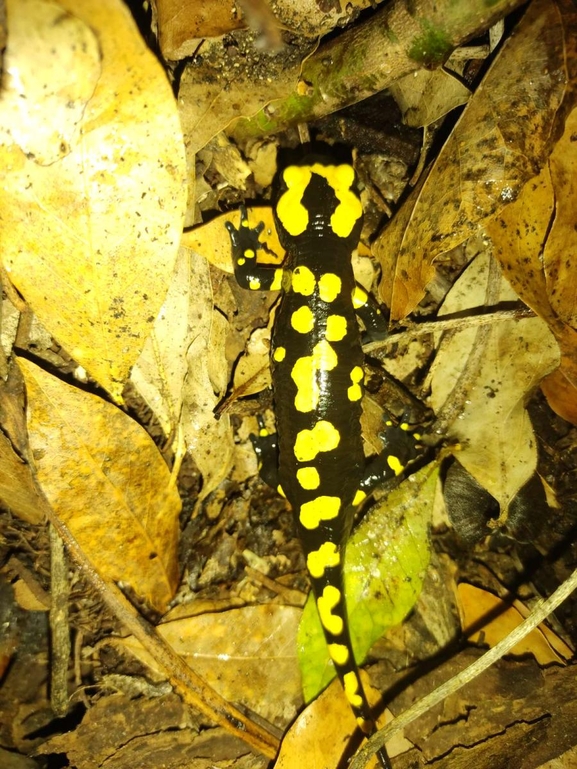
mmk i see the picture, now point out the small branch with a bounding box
[229,0,528,142]
[44,507,280,760]
[49,523,71,717]
[350,564,577,769]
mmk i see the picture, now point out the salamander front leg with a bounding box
[225,206,284,292]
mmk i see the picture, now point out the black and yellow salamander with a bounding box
[226,156,421,768]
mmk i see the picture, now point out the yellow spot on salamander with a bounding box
[347,365,364,401]
[343,671,364,709]
[387,455,404,476]
[307,542,340,578]
[352,489,366,506]
[271,268,284,291]
[273,346,286,362]
[325,314,347,342]
[259,427,269,437]
[291,305,315,334]
[317,585,344,635]
[357,717,371,733]
[326,164,363,238]
[291,340,338,412]
[292,265,316,296]
[276,166,312,235]
[328,643,349,666]
[352,285,368,309]
[296,466,320,489]
[277,484,286,498]
[276,163,362,238]
[318,273,342,303]
[299,496,341,530]
[244,249,256,259]
[294,420,340,462]
[249,278,261,290]
[237,257,245,266]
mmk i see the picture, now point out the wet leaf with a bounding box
[19,357,181,612]
[0,0,187,402]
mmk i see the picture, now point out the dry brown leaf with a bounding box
[231,326,273,400]
[19,357,181,613]
[0,430,48,524]
[155,0,244,60]
[458,583,572,665]
[0,0,187,402]
[275,671,407,769]
[376,0,567,321]
[486,104,577,422]
[121,604,303,728]
[429,252,559,513]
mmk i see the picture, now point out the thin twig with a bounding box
[46,511,280,759]
[350,565,577,769]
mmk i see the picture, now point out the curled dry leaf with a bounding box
[19,357,181,613]
[0,0,187,402]
[376,0,568,321]
[429,252,559,515]
[458,583,572,665]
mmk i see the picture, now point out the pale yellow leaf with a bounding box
[429,252,559,512]
[19,357,181,613]
[131,248,195,440]
[180,251,234,500]
[0,0,187,402]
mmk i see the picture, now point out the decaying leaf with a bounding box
[298,462,437,701]
[0,0,187,402]
[390,68,470,128]
[429,252,559,516]
[19,357,181,613]
[487,104,577,423]
[376,0,568,321]
[121,604,303,728]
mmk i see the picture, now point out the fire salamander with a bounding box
[226,157,421,768]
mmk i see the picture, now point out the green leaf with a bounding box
[298,461,438,702]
